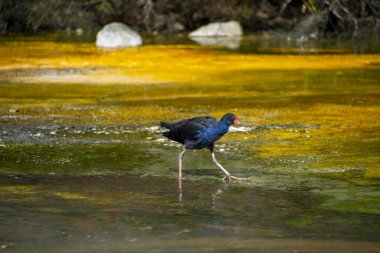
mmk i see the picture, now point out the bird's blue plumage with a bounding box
[160,113,237,152]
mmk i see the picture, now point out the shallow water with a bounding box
[0,34,379,252]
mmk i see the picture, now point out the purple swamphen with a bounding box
[160,113,241,181]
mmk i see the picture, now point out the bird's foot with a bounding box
[222,175,249,182]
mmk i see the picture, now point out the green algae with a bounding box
[317,188,380,215]
[285,214,323,228]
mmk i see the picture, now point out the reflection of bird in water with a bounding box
[212,189,224,207]
[178,181,229,203]
[160,113,242,181]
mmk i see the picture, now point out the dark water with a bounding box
[1,173,379,253]
[0,34,379,252]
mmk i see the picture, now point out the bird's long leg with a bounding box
[211,152,232,180]
[178,179,183,202]
[211,152,241,181]
[178,149,186,179]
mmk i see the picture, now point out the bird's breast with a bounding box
[203,126,225,142]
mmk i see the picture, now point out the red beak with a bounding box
[234,119,240,126]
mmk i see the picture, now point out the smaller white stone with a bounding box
[189,21,243,37]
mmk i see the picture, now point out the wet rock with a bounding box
[189,20,243,37]
[96,22,142,48]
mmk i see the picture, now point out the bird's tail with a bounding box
[160,121,174,139]
[163,131,171,139]
[160,121,173,130]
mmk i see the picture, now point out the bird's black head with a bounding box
[220,113,240,126]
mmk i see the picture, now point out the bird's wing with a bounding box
[194,122,221,146]
[174,116,217,144]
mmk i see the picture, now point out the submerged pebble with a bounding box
[1,244,9,249]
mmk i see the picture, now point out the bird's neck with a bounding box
[218,121,230,134]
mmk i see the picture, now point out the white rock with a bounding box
[96,22,142,48]
[189,21,243,37]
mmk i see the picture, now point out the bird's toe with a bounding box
[222,175,249,182]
